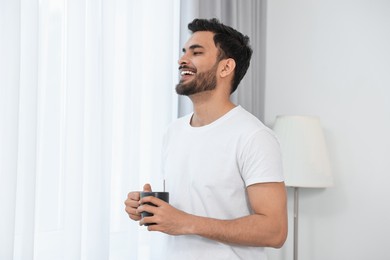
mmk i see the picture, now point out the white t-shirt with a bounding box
[159,106,284,260]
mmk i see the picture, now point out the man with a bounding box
[125,18,287,259]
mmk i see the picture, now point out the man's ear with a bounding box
[219,58,236,78]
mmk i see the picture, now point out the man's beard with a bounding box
[175,63,218,96]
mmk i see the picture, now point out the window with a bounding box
[0,1,180,259]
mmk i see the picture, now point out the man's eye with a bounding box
[193,52,203,55]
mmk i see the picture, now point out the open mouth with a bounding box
[179,66,197,82]
[180,70,196,76]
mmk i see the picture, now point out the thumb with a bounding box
[143,183,152,192]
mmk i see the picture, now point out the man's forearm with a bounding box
[186,213,287,248]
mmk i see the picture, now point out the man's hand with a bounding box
[124,183,152,221]
[137,195,194,236]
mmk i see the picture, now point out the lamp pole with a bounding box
[293,187,299,260]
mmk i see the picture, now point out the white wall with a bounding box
[264,1,390,260]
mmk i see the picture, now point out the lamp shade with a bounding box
[273,115,334,188]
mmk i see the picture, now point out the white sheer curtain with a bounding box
[0,0,180,259]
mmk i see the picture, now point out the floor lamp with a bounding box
[273,115,334,260]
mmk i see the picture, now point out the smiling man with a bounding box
[176,34,220,96]
[125,18,287,259]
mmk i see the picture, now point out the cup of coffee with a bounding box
[140,191,169,226]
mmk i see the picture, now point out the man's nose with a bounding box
[178,53,189,66]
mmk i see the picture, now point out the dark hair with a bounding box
[188,18,253,94]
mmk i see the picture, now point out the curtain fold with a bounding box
[0,1,22,258]
[0,0,179,259]
[13,1,39,258]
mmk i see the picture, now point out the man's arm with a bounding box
[137,182,288,248]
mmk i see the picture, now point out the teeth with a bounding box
[181,70,195,76]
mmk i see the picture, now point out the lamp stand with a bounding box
[293,187,299,260]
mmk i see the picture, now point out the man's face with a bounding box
[176,31,220,96]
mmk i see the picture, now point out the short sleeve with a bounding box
[240,129,284,186]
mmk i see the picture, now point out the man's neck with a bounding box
[189,91,236,127]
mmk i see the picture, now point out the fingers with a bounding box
[143,183,152,192]
[138,204,160,226]
[137,198,167,225]
[139,196,166,207]
[137,202,156,214]
[124,191,141,221]
[139,216,155,227]
[125,205,141,221]
[127,190,140,200]
[127,208,141,221]
[124,184,154,222]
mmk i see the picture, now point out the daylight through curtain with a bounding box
[0,0,179,259]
